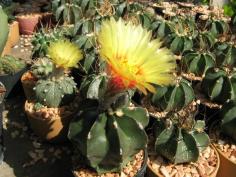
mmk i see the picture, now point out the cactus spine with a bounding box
[31,58,54,79]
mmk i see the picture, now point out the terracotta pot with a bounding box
[1,38,11,57]
[24,101,74,143]
[16,14,41,35]
[21,71,37,101]
[214,145,236,177]
[9,21,20,47]
[146,145,220,177]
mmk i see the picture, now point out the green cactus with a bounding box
[194,31,216,49]
[220,100,236,142]
[154,119,210,164]
[31,58,54,79]
[68,106,149,174]
[35,76,77,108]
[151,18,172,39]
[207,19,229,37]
[213,42,236,68]
[181,51,215,76]
[201,68,236,104]
[0,6,9,55]
[0,55,26,75]
[151,78,195,112]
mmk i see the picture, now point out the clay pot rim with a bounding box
[25,100,76,121]
[213,143,236,165]
[21,71,38,82]
[147,144,220,177]
[16,13,41,19]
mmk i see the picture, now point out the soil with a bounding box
[73,150,144,177]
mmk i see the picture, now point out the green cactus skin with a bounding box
[68,106,149,174]
[168,35,193,55]
[220,101,236,142]
[153,119,210,164]
[0,55,26,75]
[151,19,172,39]
[31,58,54,79]
[208,20,229,37]
[0,6,9,55]
[151,78,195,112]
[201,68,236,104]
[35,76,77,108]
[214,42,236,68]
[181,51,215,76]
[194,32,216,49]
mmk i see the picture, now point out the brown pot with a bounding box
[214,145,236,177]
[9,21,20,47]
[21,71,37,101]
[146,145,220,177]
[16,14,41,35]
[1,38,11,57]
[24,100,74,143]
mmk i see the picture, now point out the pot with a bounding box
[72,149,148,177]
[24,100,74,143]
[1,38,11,57]
[146,145,220,177]
[0,66,28,97]
[9,21,20,47]
[16,14,41,35]
[21,71,37,100]
[0,83,6,164]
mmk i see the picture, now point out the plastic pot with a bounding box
[0,66,28,97]
[0,83,6,164]
[24,101,74,143]
[16,14,41,35]
[72,149,148,177]
[146,145,220,177]
[21,71,37,101]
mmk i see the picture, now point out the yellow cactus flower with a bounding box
[47,40,83,68]
[98,18,176,94]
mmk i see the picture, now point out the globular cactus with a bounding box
[35,76,77,108]
[194,31,216,49]
[153,119,210,164]
[151,78,195,112]
[0,6,9,56]
[0,0,12,6]
[68,106,149,174]
[0,55,26,75]
[201,68,236,104]
[220,100,236,142]
[31,58,54,79]
[207,19,229,37]
[213,42,236,68]
[181,51,215,76]
[151,18,172,39]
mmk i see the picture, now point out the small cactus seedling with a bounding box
[201,68,236,104]
[0,55,26,75]
[220,100,236,142]
[151,78,195,112]
[68,106,149,174]
[213,42,236,68]
[153,119,210,164]
[35,76,77,108]
[181,51,215,77]
[31,58,54,79]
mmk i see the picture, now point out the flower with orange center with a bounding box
[98,18,176,94]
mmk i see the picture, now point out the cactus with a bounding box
[35,76,77,108]
[68,106,149,174]
[0,6,9,56]
[181,51,215,76]
[31,58,54,79]
[220,100,236,142]
[194,31,216,49]
[151,18,172,39]
[207,19,229,37]
[153,119,210,164]
[151,78,195,112]
[201,68,236,104]
[0,0,12,6]
[213,42,236,68]
[0,55,26,75]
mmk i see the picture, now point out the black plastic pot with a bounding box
[72,149,148,177]
[0,82,6,164]
[0,66,28,98]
